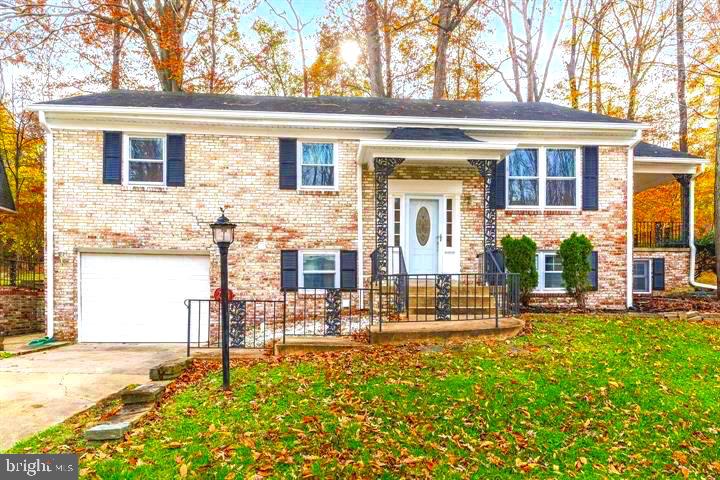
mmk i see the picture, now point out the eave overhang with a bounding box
[358,139,519,167]
[29,104,648,134]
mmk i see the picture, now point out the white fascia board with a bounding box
[634,156,708,165]
[0,205,16,213]
[30,103,646,132]
[358,139,518,165]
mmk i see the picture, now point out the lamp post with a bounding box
[210,209,236,390]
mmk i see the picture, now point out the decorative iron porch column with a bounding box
[374,157,404,275]
[468,159,497,251]
[674,174,692,246]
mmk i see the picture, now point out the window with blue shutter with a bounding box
[582,146,599,210]
[166,134,185,187]
[340,250,358,290]
[279,138,297,190]
[280,250,298,291]
[103,131,122,184]
[652,258,665,291]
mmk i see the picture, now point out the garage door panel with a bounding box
[80,253,210,343]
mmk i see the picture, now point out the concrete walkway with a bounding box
[0,343,185,451]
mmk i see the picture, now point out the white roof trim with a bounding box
[358,139,518,165]
[29,103,647,132]
[635,155,708,165]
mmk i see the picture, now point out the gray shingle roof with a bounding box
[37,90,638,124]
[0,164,15,212]
[385,128,480,142]
[633,141,702,159]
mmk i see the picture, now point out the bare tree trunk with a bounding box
[365,0,385,97]
[383,27,393,97]
[676,0,688,152]
[110,22,122,89]
[432,2,451,100]
[627,79,638,120]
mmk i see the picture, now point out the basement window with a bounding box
[299,251,339,289]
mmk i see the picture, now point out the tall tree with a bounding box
[431,0,481,99]
[489,0,568,102]
[601,0,673,120]
[365,0,386,96]
[265,0,311,97]
[676,0,688,151]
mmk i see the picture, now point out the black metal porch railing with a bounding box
[283,288,372,338]
[186,289,373,353]
[0,253,43,289]
[185,298,285,354]
[634,221,688,248]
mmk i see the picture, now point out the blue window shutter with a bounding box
[103,131,122,184]
[494,159,506,209]
[340,250,358,290]
[166,134,185,186]
[582,146,599,210]
[281,250,298,291]
[587,251,598,291]
[652,258,665,291]
[279,138,297,189]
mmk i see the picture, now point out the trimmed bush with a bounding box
[500,235,538,306]
[558,233,594,308]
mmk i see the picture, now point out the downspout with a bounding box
[356,159,364,295]
[688,174,716,290]
[627,131,642,308]
[38,111,54,338]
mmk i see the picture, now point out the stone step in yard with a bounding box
[121,381,169,405]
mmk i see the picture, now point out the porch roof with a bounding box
[358,137,518,167]
[633,142,708,193]
[385,127,480,142]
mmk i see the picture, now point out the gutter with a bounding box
[29,103,649,132]
[38,112,54,338]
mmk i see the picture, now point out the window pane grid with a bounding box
[393,198,401,247]
[446,198,453,248]
[507,147,579,208]
[128,137,164,184]
[300,143,335,188]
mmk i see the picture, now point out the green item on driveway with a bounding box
[27,337,55,348]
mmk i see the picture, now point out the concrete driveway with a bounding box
[0,343,185,451]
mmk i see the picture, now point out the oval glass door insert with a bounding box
[416,206,431,246]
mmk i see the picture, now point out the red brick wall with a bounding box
[0,287,45,336]
[633,248,690,293]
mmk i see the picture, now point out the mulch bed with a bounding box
[633,295,720,313]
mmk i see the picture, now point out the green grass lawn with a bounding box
[9,315,720,478]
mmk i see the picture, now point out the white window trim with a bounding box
[506,146,581,211]
[297,141,339,191]
[535,251,566,293]
[632,258,652,294]
[298,250,340,289]
[123,133,167,186]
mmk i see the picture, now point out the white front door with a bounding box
[408,199,439,274]
[79,253,210,342]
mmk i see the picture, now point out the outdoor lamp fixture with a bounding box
[210,208,236,390]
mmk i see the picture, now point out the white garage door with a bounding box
[80,253,210,343]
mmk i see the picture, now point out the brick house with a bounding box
[29,91,707,343]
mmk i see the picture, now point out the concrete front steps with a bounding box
[369,317,524,344]
[275,317,524,355]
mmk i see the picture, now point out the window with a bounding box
[299,251,339,289]
[633,259,651,293]
[508,149,539,206]
[546,149,576,206]
[393,198,401,247]
[446,198,453,248]
[506,147,580,209]
[299,142,336,189]
[536,252,565,291]
[127,135,166,184]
